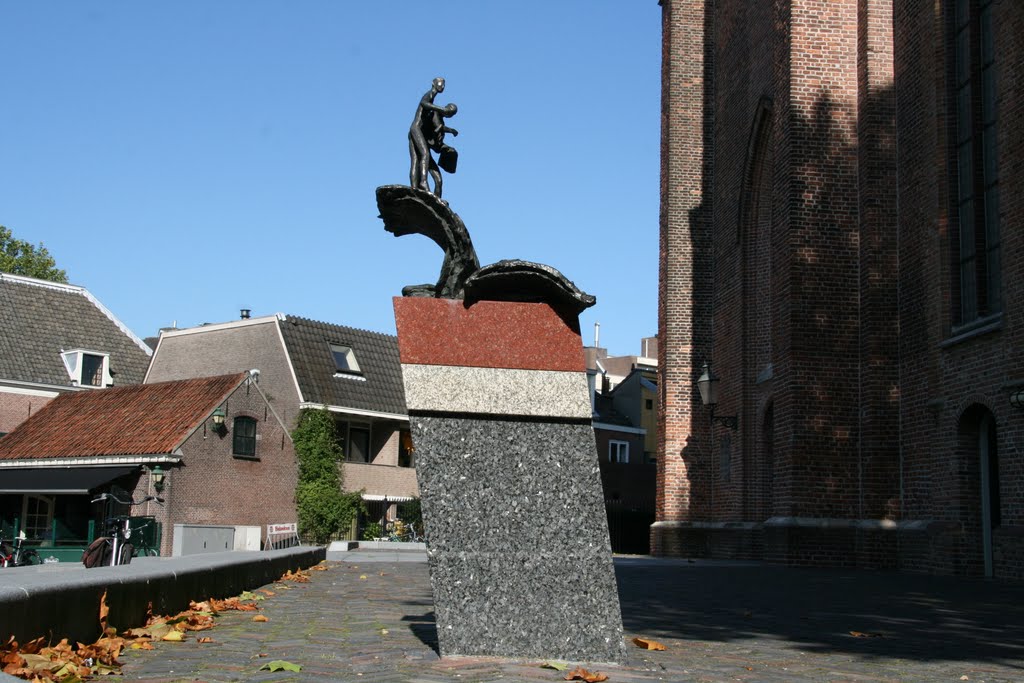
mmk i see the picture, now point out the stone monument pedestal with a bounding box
[394,297,625,662]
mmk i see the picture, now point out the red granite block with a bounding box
[393,298,585,371]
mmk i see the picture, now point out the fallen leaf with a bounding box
[278,569,310,583]
[259,659,302,672]
[564,667,609,682]
[542,661,569,671]
[632,637,667,651]
[849,631,883,638]
[379,629,389,636]
[237,591,265,602]
[197,637,214,644]
[161,631,184,642]
[745,666,754,671]
[960,677,969,681]
[252,615,269,623]
[359,575,368,580]
[130,642,154,650]
[258,589,275,597]
[99,591,110,633]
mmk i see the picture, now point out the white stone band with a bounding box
[401,364,592,419]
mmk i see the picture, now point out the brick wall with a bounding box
[658,0,1024,577]
[0,391,55,434]
[343,462,418,499]
[654,0,715,556]
[139,380,298,556]
[146,320,303,429]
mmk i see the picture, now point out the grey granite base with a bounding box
[411,416,626,662]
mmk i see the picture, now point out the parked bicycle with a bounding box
[0,531,40,567]
[83,493,163,568]
[385,519,423,543]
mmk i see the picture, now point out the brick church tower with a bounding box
[656,0,1023,578]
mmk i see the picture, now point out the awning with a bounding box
[0,466,139,494]
[361,494,414,502]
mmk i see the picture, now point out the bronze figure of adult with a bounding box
[409,77,458,197]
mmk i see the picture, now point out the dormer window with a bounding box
[330,343,362,377]
[61,350,112,387]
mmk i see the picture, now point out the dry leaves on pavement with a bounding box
[1,564,321,681]
[632,637,667,651]
[564,667,609,682]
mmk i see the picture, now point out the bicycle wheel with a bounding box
[118,543,134,566]
[18,550,40,566]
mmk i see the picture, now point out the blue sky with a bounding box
[1,2,660,355]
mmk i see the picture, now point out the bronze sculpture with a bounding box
[380,78,596,316]
[409,77,459,198]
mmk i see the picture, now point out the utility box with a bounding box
[172,524,235,556]
[233,525,261,551]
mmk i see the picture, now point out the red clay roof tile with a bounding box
[0,373,246,460]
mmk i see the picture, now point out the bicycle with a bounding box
[83,492,163,568]
[129,517,161,557]
[385,519,423,543]
[0,532,40,567]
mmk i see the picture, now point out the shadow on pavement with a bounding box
[615,558,1024,670]
[402,610,439,655]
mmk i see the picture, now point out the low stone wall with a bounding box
[0,546,325,644]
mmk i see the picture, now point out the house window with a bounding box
[950,0,1001,325]
[609,440,630,464]
[348,426,370,463]
[645,399,654,410]
[60,350,111,387]
[233,416,257,457]
[330,343,361,375]
[398,430,415,468]
[81,354,105,386]
[22,495,53,541]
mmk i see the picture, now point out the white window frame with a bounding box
[60,349,112,388]
[329,343,363,378]
[609,440,630,464]
[22,494,54,541]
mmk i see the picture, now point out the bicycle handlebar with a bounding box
[91,493,164,506]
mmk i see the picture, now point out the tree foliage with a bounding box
[292,409,362,544]
[0,226,67,283]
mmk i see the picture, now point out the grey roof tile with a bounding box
[278,315,407,417]
[0,274,152,387]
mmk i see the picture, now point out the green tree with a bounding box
[292,409,363,544]
[0,226,67,283]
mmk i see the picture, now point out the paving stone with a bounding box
[116,558,1024,682]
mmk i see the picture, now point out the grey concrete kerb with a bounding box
[0,546,325,645]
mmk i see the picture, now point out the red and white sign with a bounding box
[267,522,297,535]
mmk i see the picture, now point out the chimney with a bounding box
[240,309,251,320]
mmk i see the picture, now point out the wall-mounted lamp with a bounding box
[211,407,227,435]
[697,361,738,430]
[1010,389,1024,410]
[151,464,166,493]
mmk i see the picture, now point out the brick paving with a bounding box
[117,556,1024,682]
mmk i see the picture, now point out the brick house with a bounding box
[0,273,152,435]
[657,0,1022,577]
[145,314,416,525]
[0,373,296,557]
[592,367,658,554]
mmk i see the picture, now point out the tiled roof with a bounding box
[0,373,246,460]
[0,274,152,387]
[278,316,407,417]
